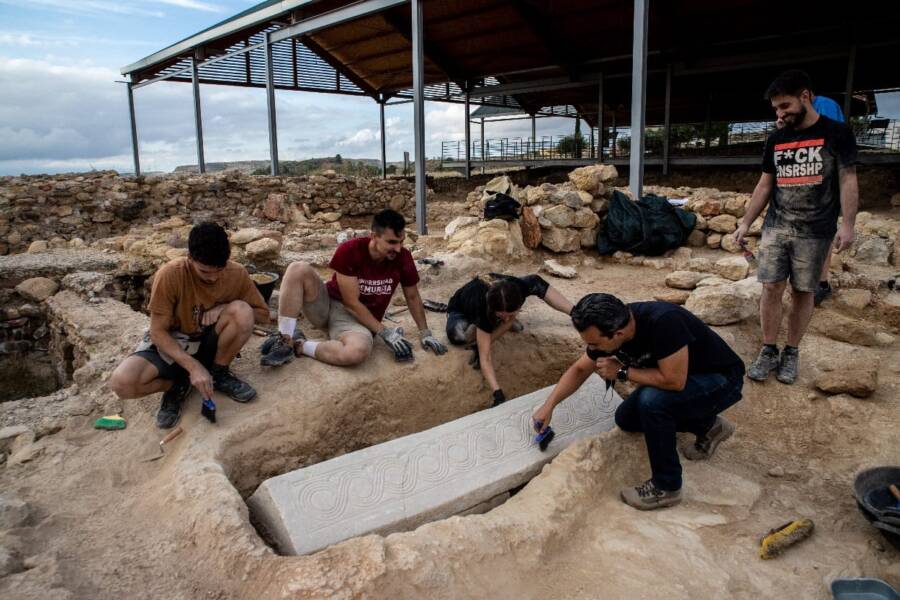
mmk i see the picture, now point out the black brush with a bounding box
[532,420,555,452]
[201,397,216,423]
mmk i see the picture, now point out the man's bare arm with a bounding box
[401,284,429,332]
[835,166,859,252]
[735,172,775,243]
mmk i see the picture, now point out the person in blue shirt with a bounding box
[812,94,845,123]
[811,94,845,304]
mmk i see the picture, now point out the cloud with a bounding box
[0,31,158,48]
[0,0,167,18]
[155,0,224,13]
[337,128,379,147]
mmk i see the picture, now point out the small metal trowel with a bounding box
[142,426,183,462]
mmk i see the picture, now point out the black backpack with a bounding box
[483,192,521,221]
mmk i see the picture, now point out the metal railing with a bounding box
[441,118,900,165]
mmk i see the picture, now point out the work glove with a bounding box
[378,326,414,362]
[419,329,447,355]
[491,389,507,407]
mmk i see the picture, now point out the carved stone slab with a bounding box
[248,374,622,555]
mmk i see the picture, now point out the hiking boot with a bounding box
[776,347,800,384]
[813,282,832,307]
[211,365,257,402]
[683,416,735,461]
[747,346,780,381]
[620,479,682,510]
[156,378,191,429]
[260,328,306,367]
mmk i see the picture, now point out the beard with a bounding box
[781,104,807,129]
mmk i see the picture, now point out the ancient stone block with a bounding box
[248,375,622,555]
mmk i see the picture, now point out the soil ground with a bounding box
[1,199,898,600]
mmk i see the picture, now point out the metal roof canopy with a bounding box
[121,0,900,229]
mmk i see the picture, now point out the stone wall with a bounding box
[0,170,417,255]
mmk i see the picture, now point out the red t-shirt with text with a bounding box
[325,237,419,322]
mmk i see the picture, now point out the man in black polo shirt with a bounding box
[533,293,744,510]
[735,69,859,385]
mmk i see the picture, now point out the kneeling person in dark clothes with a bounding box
[109,223,270,428]
[532,293,744,510]
[446,274,573,407]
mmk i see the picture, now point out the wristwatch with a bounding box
[616,366,629,382]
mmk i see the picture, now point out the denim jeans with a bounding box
[614,368,744,491]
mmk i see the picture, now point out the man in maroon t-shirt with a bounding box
[261,209,447,367]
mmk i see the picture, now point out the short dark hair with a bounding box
[570,293,630,336]
[486,279,526,320]
[372,209,406,237]
[765,69,813,101]
[188,222,230,268]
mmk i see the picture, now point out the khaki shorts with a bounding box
[304,279,373,348]
[757,229,833,293]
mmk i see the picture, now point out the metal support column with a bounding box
[629,0,649,200]
[464,88,471,179]
[190,57,206,174]
[531,114,536,159]
[597,77,604,161]
[480,117,485,174]
[264,33,279,176]
[126,82,141,177]
[611,111,617,159]
[662,63,672,176]
[411,0,427,234]
[843,44,856,119]
[379,97,387,179]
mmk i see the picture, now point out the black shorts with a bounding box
[132,326,219,382]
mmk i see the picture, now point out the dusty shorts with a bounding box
[757,229,833,293]
[132,326,218,382]
[303,279,373,348]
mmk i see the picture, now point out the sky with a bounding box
[1,1,898,176]
[0,0,585,175]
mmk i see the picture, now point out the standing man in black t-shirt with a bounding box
[533,294,744,510]
[734,70,859,385]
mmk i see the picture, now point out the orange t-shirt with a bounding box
[147,258,268,337]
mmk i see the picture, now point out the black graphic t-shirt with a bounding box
[761,115,858,238]
[586,302,744,376]
[447,274,549,333]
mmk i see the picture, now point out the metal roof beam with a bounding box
[509,0,580,80]
[381,10,467,90]
[270,0,407,43]
[299,34,379,97]
[122,0,320,75]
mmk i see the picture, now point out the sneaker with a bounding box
[156,378,191,429]
[620,479,682,510]
[683,416,735,461]
[747,346,780,381]
[212,365,257,402]
[260,328,306,367]
[813,282,832,307]
[776,347,800,384]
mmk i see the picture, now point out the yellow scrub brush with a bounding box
[759,518,814,559]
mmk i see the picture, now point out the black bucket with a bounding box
[853,466,900,550]
[251,272,279,304]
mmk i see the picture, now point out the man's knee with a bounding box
[284,261,314,284]
[223,300,254,330]
[342,344,371,366]
[614,402,640,432]
[634,386,669,414]
[108,359,143,399]
[762,281,786,296]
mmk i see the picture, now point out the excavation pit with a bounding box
[0,306,71,402]
[216,331,591,554]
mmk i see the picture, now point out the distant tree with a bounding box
[557,134,589,157]
[334,154,343,164]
